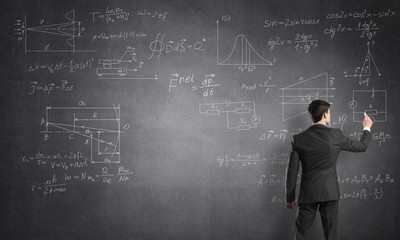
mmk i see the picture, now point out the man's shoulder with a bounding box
[299,125,343,136]
[327,127,342,132]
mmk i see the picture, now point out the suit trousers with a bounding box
[295,200,339,240]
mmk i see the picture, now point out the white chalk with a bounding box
[364,112,367,117]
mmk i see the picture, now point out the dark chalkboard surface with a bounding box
[2,0,400,239]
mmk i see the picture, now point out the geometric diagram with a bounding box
[41,105,122,163]
[344,42,381,84]
[216,20,274,70]
[96,48,158,80]
[199,100,261,131]
[349,89,387,123]
[280,73,335,121]
[14,10,94,53]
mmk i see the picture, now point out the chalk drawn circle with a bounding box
[252,115,261,125]
[349,100,357,109]
[102,60,112,69]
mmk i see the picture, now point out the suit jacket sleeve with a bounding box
[286,136,300,202]
[340,129,372,152]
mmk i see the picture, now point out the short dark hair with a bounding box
[308,100,330,123]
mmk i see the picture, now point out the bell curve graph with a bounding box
[216,20,274,67]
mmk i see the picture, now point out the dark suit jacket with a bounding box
[285,124,371,204]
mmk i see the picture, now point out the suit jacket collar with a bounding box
[309,124,328,129]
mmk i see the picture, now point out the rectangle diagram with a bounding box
[349,90,387,122]
[280,73,335,121]
[199,100,260,131]
[43,105,122,163]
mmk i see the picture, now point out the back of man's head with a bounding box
[308,100,330,123]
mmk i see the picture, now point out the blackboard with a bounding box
[2,0,400,239]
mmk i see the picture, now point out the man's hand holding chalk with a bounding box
[363,112,373,129]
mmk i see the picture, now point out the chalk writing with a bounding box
[136,9,168,21]
[22,151,85,164]
[264,18,321,28]
[29,80,74,95]
[91,31,147,43]
[269,187,386,203]
[259,128,303,142]
[241,77,277,94]
[338,173,395,185]
[267,33,319,53]
[23,150,133,195]
[148,33,206,59]
[28,58,94,74]
[341,187,383,200]
[332,114,349,127]
[89,6,130,24]
[324,21,379,39]
[30,166,133,195]
[258,174,290,188]
[218,152,289,167]
[326,9,396,20]
[220,15,231,22]
[169,73,220,97]
[261,172,394,204]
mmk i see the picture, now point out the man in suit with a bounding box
[285,99,373,240]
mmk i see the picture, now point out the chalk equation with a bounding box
[136,9,168,22]
[91,30,147,43]
[264,18,321,28]
[348,131,392,146]
[268,187,385,204]
[267,33,319,53]
[22,151,87,169]
[27,58,94,74]
[259,128,303,143]
[22,151,133,195]
[325,9,396,20]
[260,172,394,204]
[241,77,277,94]
[28,80,74,95]
[217,152,289,167]
[258,174,290,189]
[31,168,132,195]
[169,73,220,97]
[338,173,395,185]
[324,20,380,40]
[148,33,206,59]
[341,187,383,200]
[89,6,130,24]
[330,114,349,130]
